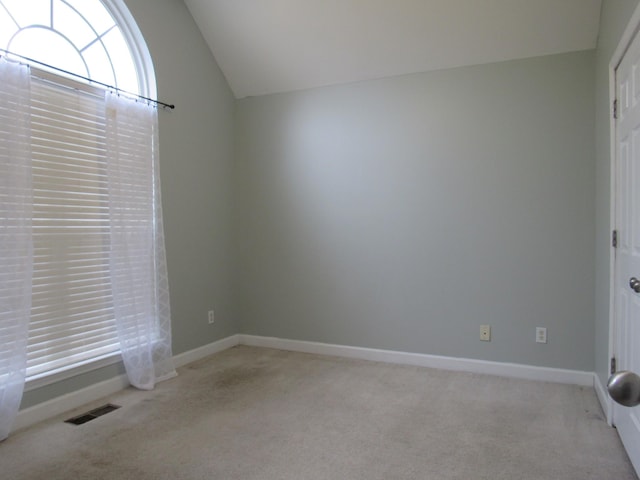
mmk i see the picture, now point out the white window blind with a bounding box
[27,75,120,379]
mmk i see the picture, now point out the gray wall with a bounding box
[235,51,596,371]
[594,0,640,387]
[21,0,627,412]
[21,0,236,409]
[127,0,236,354]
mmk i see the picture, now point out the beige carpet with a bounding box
[1,345,637,479]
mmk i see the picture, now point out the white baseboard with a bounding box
[594,372,613,425]
[239,335,595,386]
[173,334,241,368]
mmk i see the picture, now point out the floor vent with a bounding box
[65,404,121,425]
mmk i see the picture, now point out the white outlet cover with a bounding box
[480,325,491,341]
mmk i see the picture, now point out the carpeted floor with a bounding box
[1,345,637,479]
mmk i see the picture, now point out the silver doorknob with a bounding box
[608,371,640,407]
[630,277,640,293]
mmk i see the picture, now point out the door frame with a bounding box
[608,1,640,426]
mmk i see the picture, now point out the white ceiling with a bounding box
[183,0,602,99]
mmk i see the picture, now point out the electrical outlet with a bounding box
[536,327,547,344]
[208,310,215,324]
[480,325,491,341]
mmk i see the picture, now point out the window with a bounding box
[0,0,143,94]
[0,0,163,384]
[28,75,117,379]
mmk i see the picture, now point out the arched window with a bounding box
[0,0,173,402]
[0,0,155,97]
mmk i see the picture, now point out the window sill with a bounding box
[24,352,123,392]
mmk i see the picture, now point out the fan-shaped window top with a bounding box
[0,0,140,94]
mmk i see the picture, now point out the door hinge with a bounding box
[611,357,617,374]
[614,99,618,119]
[613,229,618,248]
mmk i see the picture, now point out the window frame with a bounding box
[0,0,160,391]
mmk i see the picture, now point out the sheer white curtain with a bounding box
[105,93,175,390]
[0,58,31,441]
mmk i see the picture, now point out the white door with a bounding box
[614,24,640,472]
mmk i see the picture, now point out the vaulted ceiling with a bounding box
[183,0,602,99]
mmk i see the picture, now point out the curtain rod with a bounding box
[0,49,175,110]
